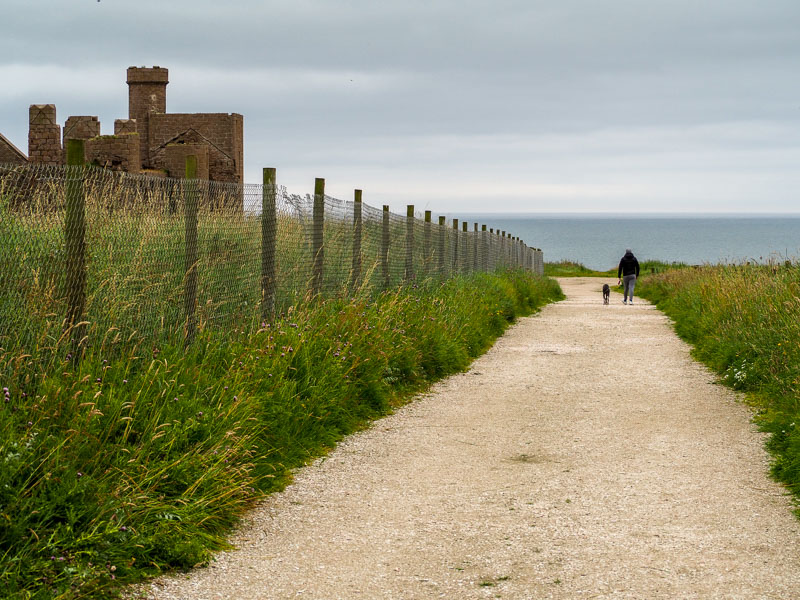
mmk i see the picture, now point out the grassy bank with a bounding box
[544,260,688,277]
[0,270,563,599]
[637,265,800,511]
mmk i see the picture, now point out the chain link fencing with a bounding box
[0,160,543,359]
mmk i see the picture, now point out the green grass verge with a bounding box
[637,264,800,514]
[544,260,688,277]
[0,270,563,599]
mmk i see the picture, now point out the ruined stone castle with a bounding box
[0,66,243,184]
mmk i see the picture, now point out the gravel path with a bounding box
[142,277,800,599]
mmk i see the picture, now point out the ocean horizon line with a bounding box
[453,212,800,219]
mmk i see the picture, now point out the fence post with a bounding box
[452,218,459,273]
[261,167,277,323]
[312,178,325,297]
[481,225,487,272]
[405,204,414,281]
[382,205,390,289]
[472,223,479,272]
[438,215,446,276]
[489,228,494,270]
[350,189,363,292]
[423,210,432,276]
[184,154,199,346]
[65,139,87,356]
[461,221,468,273]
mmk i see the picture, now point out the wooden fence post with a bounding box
[65,139,87,356]
[405,204,414,281]
[438,215,446,275]
[184,154,199,345]
[350,189,363,292]
[382,205,390,288]
[481,224,487,272]
[423,210,432,276]
[473,222,479,272]
[261,167,277,323]
[489,228,494,270]
[461,221,468,273]
[312,178,325,297]
[452,219,459,273]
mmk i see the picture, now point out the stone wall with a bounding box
[149,113,243,183]
[0,133,27,164]
[164,143,209,180]
[63,116,100,162]
[28,104,61,165]
[85,134,141,173]
[114,119,137,135]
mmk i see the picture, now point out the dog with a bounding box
[602,283,610,305]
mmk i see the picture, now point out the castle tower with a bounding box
[28,104,62,165]
[127,66,168,168]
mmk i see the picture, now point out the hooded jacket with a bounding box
[617,251,640,278]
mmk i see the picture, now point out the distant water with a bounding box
[459,214,800,271]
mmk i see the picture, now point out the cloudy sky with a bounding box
[2,0,799,213]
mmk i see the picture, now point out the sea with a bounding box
[459,214,800,271]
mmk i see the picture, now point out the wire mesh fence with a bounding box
[0,158,544,358]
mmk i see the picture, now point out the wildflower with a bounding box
[96,378,101,383]
[233,396,238,401]
[123,379,127,384]
[77,472,83,478]
[119,526,127,531]
[2,387,7,393]
[197,411,203,417]
[224,386,228,391]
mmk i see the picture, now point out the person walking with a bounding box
[617,248,640,305]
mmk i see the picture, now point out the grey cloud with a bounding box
[2,0,800,212]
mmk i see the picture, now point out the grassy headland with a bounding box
[0,270,563,599]
[637,264,800,512]
[545,260,688,278]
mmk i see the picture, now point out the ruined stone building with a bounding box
[0,66,243,184]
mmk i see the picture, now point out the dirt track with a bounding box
[142,277,800,599]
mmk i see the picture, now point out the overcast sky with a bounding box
[2,0,799,213]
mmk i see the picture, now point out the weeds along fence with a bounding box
[0,149,544,360]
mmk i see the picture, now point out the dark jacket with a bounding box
[617,252,640,278]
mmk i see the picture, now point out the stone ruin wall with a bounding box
[28,104,61,166]
[62,116,100,163]
[10,67,243,185]
[85,133,141,173]
[148,113,243,182]
[0,134,27,165]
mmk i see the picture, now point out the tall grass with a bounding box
[637,264,800,511]
[0,270,563,599]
